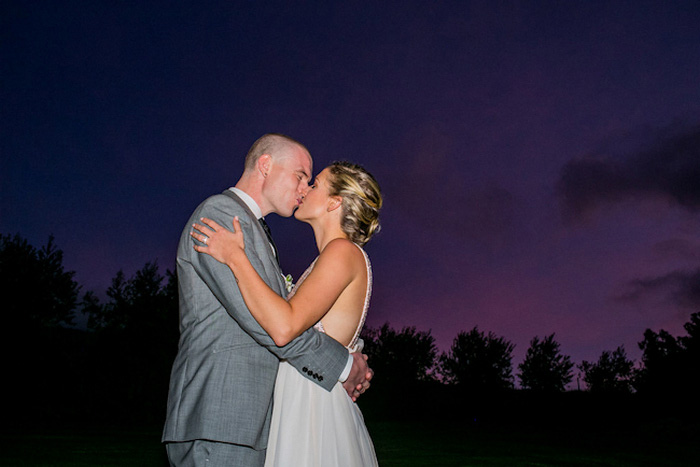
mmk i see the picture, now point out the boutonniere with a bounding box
[282,273,294,293]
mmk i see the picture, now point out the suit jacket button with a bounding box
[318,375,323,382]
[303,367,308,373]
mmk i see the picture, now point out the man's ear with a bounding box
[327,196,343,212]
[257,154,272,178]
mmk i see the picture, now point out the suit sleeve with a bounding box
[187,197,348,391]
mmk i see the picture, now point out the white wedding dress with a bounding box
[264,245,379,467]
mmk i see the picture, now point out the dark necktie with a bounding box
[258,217,280,265]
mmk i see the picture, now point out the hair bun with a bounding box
[327,161,382,246]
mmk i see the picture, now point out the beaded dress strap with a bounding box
[347,245,371,350]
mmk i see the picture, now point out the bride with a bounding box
[190,161,382,466]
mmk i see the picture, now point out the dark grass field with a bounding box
[2,418,698,466]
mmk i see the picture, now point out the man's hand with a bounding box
[342,352,374,401]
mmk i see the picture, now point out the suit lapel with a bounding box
[221,190,286,295]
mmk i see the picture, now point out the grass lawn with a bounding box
[369,420,699,466]
[2,419,698,466]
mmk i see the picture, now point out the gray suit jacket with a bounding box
[162,190,349,449]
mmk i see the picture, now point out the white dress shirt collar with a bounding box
[229,187,263,219]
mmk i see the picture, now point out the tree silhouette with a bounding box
[681,312,700,377]
[579,346,634,393]
[82,262,179,421]
[1,233,86,423]
[681,312,700,401]
[1,233,79,329]
[438,326,515,392]
[681,311,699,351]
[361,323,438,384]
[85,263,178,334]
[518,334,574,392]
[635,312,700,399]
[634,329,682,394]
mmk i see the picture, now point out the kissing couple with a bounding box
[163,133,382,466]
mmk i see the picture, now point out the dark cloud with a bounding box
[557,124,700,220]
[617,268,700,309]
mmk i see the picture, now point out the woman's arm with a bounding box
[191,217,360,346]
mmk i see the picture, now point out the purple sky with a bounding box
[3,1,700,372]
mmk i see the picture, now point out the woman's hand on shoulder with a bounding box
[191,216,246,265]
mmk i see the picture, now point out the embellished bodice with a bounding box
[286,243,372,351]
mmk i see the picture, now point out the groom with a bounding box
[162,134,372,466]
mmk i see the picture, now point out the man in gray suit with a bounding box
[163,134,372,465]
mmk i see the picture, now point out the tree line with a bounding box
[361,318,699,394]
[2,233,698,427]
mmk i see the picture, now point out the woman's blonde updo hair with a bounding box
[326,161,382,246]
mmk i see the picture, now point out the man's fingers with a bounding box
[355,381,369,394]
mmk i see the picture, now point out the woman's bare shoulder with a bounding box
[317,238,364,269]
[322,238,363,256]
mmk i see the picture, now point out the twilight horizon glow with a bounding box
[2,1,700,376]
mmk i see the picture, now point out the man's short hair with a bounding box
[244,133,308,171]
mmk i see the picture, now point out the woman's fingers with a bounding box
[191,218,219,237]
[191,216,242,253]
[192,222,211,236]
[199,217,221,232]
[190,230,209,245]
